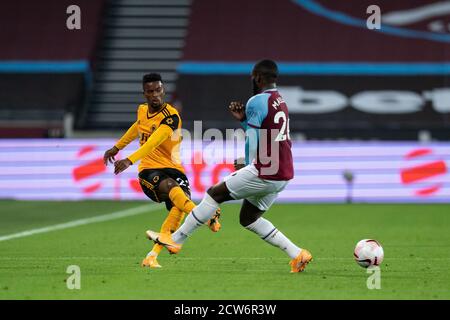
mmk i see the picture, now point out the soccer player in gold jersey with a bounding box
[103,73,221,268]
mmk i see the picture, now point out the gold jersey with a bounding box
[115,103,184,173]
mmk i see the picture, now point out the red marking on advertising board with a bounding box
[77,145,96,157]
[405,148,432,159]
[72,146,107,195]
[401,149,447,197]
[73,158,106,182]
[83,182,102,194]
[416,184,443,196]
[401,161,447,185]
[129,179,141,193]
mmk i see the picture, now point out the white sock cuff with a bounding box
[245,217,277,239]
[245,218,261,231]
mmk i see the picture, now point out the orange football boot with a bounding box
[207,208,222,232]
[290,249,313,273]
[141,255,162,268]
[146,230,182,254]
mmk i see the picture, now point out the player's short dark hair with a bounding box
[253,59,278,83]
[143,73,162,87]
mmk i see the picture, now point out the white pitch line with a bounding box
[0,204,162,242]
[1,257,449,261]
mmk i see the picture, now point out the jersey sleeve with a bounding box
[245,127,259,165]
[114,121,139,150]
[127,125,173,164]
[245,94,269,128]
[243,94,269,165]
[159,114,180,131]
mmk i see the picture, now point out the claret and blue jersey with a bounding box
[241,88,294,181]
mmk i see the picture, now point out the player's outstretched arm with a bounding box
[104,121,138,166]
[113,124,173,175]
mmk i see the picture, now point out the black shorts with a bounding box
[138,168,191,211]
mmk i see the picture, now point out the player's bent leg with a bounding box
[159,178,196,214]
[142,206,186,267]
[176,167,263,240]
[163,206,186,233]
[142,210,174,268]
[173,182,231,241]
[241,199,313,273]
[146,182,231,253]
[144,210,184,260]
[207,182,234,203]
[239,199,265,227]
[200,183,232,233]
[159,178,223,232]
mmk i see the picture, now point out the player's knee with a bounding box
[159,178,175,193]
[206,183,232,203]
[157,178,177,201]
[207,186,223,203]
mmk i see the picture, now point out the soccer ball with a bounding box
[354,239,384,268]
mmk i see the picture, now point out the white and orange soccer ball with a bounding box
[354,239,384,268]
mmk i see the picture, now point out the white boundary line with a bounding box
[0,257,449,261]
[0,204,162,242]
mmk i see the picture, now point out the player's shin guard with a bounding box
[171,193,219,244]
[168,186,196,214]
[245,218,301,259]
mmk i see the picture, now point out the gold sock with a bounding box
[162,206,186,233]
[150,244,163,255]
[150,207,185,255]
[168,186,196,214]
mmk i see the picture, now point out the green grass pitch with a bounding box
[0,200,449,299]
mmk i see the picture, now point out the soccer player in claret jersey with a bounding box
[103,73,221,269]
[146,60,313,273]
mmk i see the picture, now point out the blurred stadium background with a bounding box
[0,0,449,203]
[1,0,450,301]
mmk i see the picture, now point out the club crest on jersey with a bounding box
[166,118,174,125]
[150,124,157,133]
[153,176,160,183]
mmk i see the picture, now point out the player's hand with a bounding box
[103,146,119,166]
[114,158,132,175]
[229,101,246,122]
[234,157,246,171]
